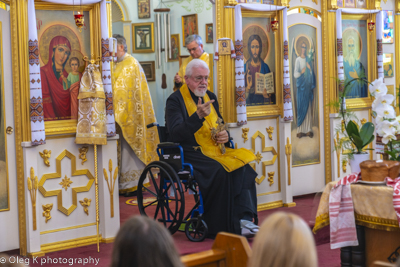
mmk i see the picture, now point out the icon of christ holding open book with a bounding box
[244,34,276,106]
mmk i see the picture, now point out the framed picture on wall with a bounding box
[205,23,213,43]
[132,22,154,53]
[137,0,150,19]
[383,10,394,44]
[140,61,155,81]
[182,14,198,47]
[383,53,394,78]
[168,34,180,62]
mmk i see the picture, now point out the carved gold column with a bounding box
[323,0,333,184]
[216,0,236,122]
[10,0,29,256]
[94,145,100,252]
[396,2,400,116]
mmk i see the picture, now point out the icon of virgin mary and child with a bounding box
[41,36,83,120]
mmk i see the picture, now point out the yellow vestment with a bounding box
[180,85,256,172]
[113,54,159,193]
[174,52,210,92]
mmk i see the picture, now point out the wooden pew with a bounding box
[181,232,252,267]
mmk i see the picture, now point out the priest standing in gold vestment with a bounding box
[173,35,210,91]
[112,34,159,196]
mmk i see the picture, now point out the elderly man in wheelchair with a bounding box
[137,59,259,241]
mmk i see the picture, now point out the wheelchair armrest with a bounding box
[158,142,180,148]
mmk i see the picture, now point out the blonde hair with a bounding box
[249,212,317,267]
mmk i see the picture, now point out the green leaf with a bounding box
[359,123,374,146]
[346,120,360,138]
[351,134,363,152]
[362,135,375,147]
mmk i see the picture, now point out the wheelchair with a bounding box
[137,123,210,242]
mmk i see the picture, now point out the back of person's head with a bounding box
[110,216,184,267]
[249,212,317,267]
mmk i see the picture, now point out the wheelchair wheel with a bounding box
[137,161,185,235]
[185,217,208,242]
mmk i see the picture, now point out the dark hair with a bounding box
[110,216,184,267]
[247,34,262,59]
[69,57,80,66]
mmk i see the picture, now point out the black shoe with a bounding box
[124,191,138,197]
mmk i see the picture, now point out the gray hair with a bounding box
[185,59,209,77]
[113,34,128,52]
[185,34,203,47]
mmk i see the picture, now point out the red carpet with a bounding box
[4,193,339,267]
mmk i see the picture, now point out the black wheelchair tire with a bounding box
[185,217,208,242]
[137,161,185,235]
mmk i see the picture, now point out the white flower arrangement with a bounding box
[370,77,400,159]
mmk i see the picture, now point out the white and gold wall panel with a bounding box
[22,136,119,255]
[228,117,294,209]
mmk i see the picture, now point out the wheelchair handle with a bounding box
[147,122,159,129]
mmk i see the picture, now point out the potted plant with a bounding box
[334,77,375,173]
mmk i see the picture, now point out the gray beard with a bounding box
[194,88,207,97]
[345,53,355,67]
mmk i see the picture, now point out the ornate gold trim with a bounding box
[396,15,400,117]
[288,6,321,17]
[41,234,103,254]
[323,0,333,185]
[242,128,249,143]
[283,202,296,207]
[266,126,274,140]
[342,159,348,173]
[78,146,89,165]
[104,159,118,217]
[0,20,10,213]
[40,222,96,235]
[11,0,28,254]
[285,137,292,185]
[111,0,124,21]
[42,204,53,223]
[257,200,283,211]
[79,198,91,215]
[313,213,400,234]
[38,150,94,216]
[27,167,38,230]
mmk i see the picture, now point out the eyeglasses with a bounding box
[192,76,209,82]
[187,46,199,53]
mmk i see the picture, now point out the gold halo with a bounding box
[65,50,85,74]
[39,24,81,66]
[294,35,311,57]
[243,24,270,62]
[342,27,362,60]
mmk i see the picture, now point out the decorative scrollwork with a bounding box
[285,138,292,185]
[79,146,89,165]
[242,128,249,143]
[42,204,53,223]
[266,126,274,140]
[267,171,275,186]
[79,198,91,216]
[39,150,51,167]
